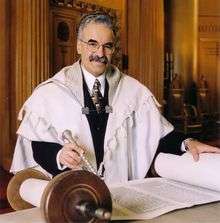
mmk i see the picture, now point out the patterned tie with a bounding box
[91,79,103,113]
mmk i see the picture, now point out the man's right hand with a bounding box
[59,143,84,169]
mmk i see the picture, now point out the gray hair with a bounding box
[77,12,115,38]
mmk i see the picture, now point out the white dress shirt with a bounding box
[81,66,106,96]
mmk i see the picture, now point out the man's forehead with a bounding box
[80,22,114,41]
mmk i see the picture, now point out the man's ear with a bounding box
[77,40,82,54]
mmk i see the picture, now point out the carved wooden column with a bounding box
[168,0,198,101]
[128,0,164,103]
[5,0,49,169]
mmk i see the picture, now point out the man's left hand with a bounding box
[186,140,220,161]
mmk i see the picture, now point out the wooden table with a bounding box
[0,202,220,223]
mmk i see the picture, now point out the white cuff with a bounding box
[181,141,187,152]
[56,149,67,170]
[181,138,196,152]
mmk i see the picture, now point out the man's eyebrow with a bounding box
[88,39,98,43]
[87,39,114,45]
[104,41,114,45]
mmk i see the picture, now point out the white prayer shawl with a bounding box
[10,61,174,184]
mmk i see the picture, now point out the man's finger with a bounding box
[61,159,76,169]
[65,143,84,155]
[208,146,220,153]
[65,155,78,165]
[199,144,220,153]
[189,149,199,162]
[62,156,79,169]
[72,145,84,156]
[193,153,199,162]
[66,150,81,164]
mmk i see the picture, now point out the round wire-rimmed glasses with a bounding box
[79,38,115,55]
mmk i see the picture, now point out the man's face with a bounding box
[77,22,115,77]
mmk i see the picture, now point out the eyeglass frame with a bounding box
[78,38,115,55]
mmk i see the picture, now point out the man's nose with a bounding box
[96,45,105,57]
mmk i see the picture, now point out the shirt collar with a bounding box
[81,66,105,95]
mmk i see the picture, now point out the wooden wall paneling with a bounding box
[0,0,10,168]
[127,0,141,80]
[199,0,220,16]
[198,14,220,117]
[139,0,164,103]
[199,17,220,39]
[5,0,50,170]
[198,39,220,115]
[82,0,124,10]
[128,0,164,103]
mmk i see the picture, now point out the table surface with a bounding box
[0,202,220,223]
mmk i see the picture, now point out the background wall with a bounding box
[198,0,220,115]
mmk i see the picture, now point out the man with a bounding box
[10,12,219,184]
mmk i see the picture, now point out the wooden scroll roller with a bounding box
[7,169,112,223]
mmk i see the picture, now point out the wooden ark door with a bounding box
[49,1,122,76]
[50,5,79,75]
